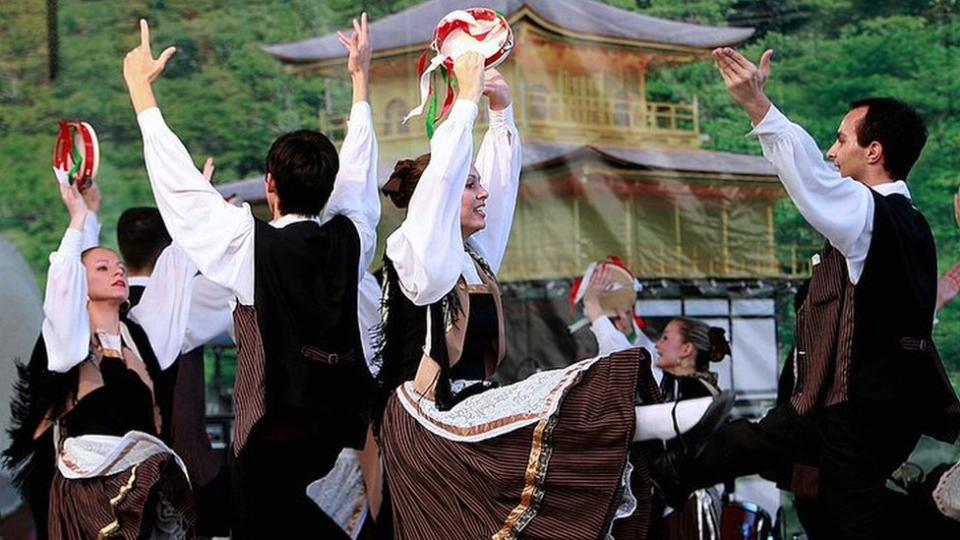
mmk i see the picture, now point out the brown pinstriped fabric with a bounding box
[232,304,267,456]
[611,350,661,540]
[791,243,855,415]
[48,452,195,539]
[381,349,641,540]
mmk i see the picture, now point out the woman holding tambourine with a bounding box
[3,128,195,539]
[375,9,733,539]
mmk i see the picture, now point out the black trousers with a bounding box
[230,433,350,539]
[683,400,921,540]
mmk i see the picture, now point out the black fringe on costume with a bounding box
[3,336,81,492]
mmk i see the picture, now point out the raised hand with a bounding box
[712,47,774,124]
[337,13,371,104]
[937,261,960,311]
[453,52,485,105]
[337,13,371,80]
[123,19,176,113]
[583,264,612,322]
[203,156,216,182]
[59,181,89,231]
[483,68,511,111]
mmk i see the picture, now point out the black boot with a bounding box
[647,391,734,509]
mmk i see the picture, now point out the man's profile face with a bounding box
[826,106,870,182]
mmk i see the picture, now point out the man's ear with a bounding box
[265,173,277,194]
[866,141,884,167]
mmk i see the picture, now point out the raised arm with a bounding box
[125,20,255,304]
[81,181,102,249]
[324,13,380,276]
[714,47,873,281]
[127,244,197,369]
[468,69,522,273]
[42,183,93,372]
[583,265,633,355]
[385,53,485,305]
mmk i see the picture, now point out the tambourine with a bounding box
[405,7,514,137]
[571,258,639,316]
[53,120,100,192]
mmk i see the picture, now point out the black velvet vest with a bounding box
[247,215,372,447]
[849,193,960,437]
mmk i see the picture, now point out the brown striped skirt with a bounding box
[48,452,195,539]
[381,349,643,540]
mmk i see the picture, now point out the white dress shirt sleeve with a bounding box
[468,104,522,274]
[385,100,480,305]
[137,107,256,304]
[748,106,874,283]
[41,228,91,373]
[127,244,196,369]
[323,101,381,278]
[129,245,236,367]
[81,211,100,250]
[181,274,235,353]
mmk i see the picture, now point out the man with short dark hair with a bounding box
[117,207,171,304]
[123,15,379,538]
[659,48,960,538]
[117,205,233,536]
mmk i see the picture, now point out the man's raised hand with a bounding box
[337,13,371,80]
[337,12,372,104]
[712,47,774,124]
[123,19,176,113]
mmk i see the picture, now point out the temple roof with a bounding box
[215,144,775,203]
[265,0,754,64]
[523,142,776,177]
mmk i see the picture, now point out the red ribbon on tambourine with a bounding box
[404,7,514,138]
[53,120,100,192]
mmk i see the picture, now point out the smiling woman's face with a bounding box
[82,247,129,303]
[460,166,489,238]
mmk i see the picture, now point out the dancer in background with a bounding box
[118,205,234,536]
[124,15,380,537]
[4,180,193,539]
[657,46,960,538]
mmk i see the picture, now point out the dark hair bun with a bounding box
[708,327,731,362]
[382,153,431,209]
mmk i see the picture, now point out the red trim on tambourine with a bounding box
[54,120,99,192]
[405,8,514,136]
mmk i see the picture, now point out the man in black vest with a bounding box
[124,15,379,538]
[117,206,233,536]
[655,48,960,538]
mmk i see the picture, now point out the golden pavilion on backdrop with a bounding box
[218,0,806,403]
[220,0,810,283]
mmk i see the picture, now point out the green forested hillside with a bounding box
[2,0,959,378]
